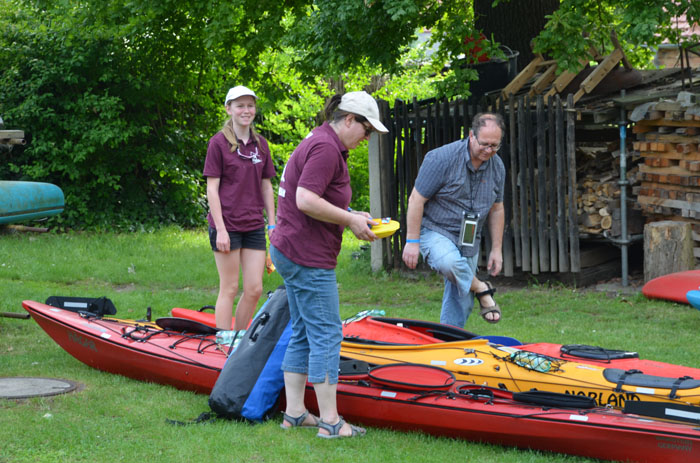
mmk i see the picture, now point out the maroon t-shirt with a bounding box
[271,122,351,269]
[203,131,276,232]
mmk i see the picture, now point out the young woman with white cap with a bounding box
[270,91,388,438]
[203,86,276,330]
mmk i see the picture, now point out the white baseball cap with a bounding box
[338,91,388,133]
[224,86,257,105]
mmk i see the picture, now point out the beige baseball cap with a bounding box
[338,91,388,133]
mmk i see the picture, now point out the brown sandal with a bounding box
[475,281,501,324]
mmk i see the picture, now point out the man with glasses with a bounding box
[402,112,505,327]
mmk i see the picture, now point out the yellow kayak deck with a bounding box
[340,339,700,408]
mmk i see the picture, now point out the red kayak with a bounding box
[642,269,700,304]
[309,363,700,463]
[23,300,226,394]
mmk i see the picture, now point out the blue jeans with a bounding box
[269,245,342,384]
[419,228,480,328]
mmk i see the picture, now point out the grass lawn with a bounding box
[1,227,698,463]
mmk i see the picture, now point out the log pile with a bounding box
[632,93,700,261]
[575,140,643,236]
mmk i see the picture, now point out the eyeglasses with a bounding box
[237,145,260,162]
[474,136,501,152]
[355,117,374,137]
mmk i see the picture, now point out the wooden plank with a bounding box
[547,96,558,272]
[536,96,549,271]
[426,100,434,155]
[639,164,700,176]
[637,132,700,144]
[501,54,544,98]
[556,96,569,272]
[640,180,700,196]
[545,53,593,98]
[454,98,461,140]
[0,130,24,139]
[653,101,684,112]
[398,100,410,237]
[462,99,470,142]
[526,95,539,274]
[435,99,443,147]
[545,70,578,98]
[412,98,423,176]
[443,98,451,143]
[633,118,700,129]
[640,171,700,187]
[528,63,558,97]
[573,50,623,103]
[637,196,700,213]
[517,96,530,272]
[497,97,514,277]
[566,94,580,272]
[508,94,522,269]
[581,48,624,93]
[637,150,700,161]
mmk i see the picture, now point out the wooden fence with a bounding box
[374,94,581,276]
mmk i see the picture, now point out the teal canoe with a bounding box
[0,181,64,224]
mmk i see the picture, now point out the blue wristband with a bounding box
[267,225,276,230]
[406,239,420,243]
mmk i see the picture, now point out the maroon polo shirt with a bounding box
[271,122,351,269]
[203,131,276,232]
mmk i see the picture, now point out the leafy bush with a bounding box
[0,3,220,230]
[0,1,448,230]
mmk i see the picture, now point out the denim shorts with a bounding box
[208,226,266,251]
[269,245,342,384]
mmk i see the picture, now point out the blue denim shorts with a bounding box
[269,245,342,384]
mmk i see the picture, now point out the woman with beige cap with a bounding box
[203,86,276,330]
[270,91,388,438]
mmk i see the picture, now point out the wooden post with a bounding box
[370,99,392,272]
[508,94,521,269]
[643,221,695,282]
[536,96,549,271]
[556,96,569,272]
[526,95,539,274]
[566,94,580,272]
[517,96,530,271]
[547,96,558,272]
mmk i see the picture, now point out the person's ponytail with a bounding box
[323,94,344,122]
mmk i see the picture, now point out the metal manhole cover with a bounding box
[0,377,80,399]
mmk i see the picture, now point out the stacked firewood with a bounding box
[632,93,700,260]
[575,141,643,236]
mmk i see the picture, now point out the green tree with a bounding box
[532,0,700,71]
